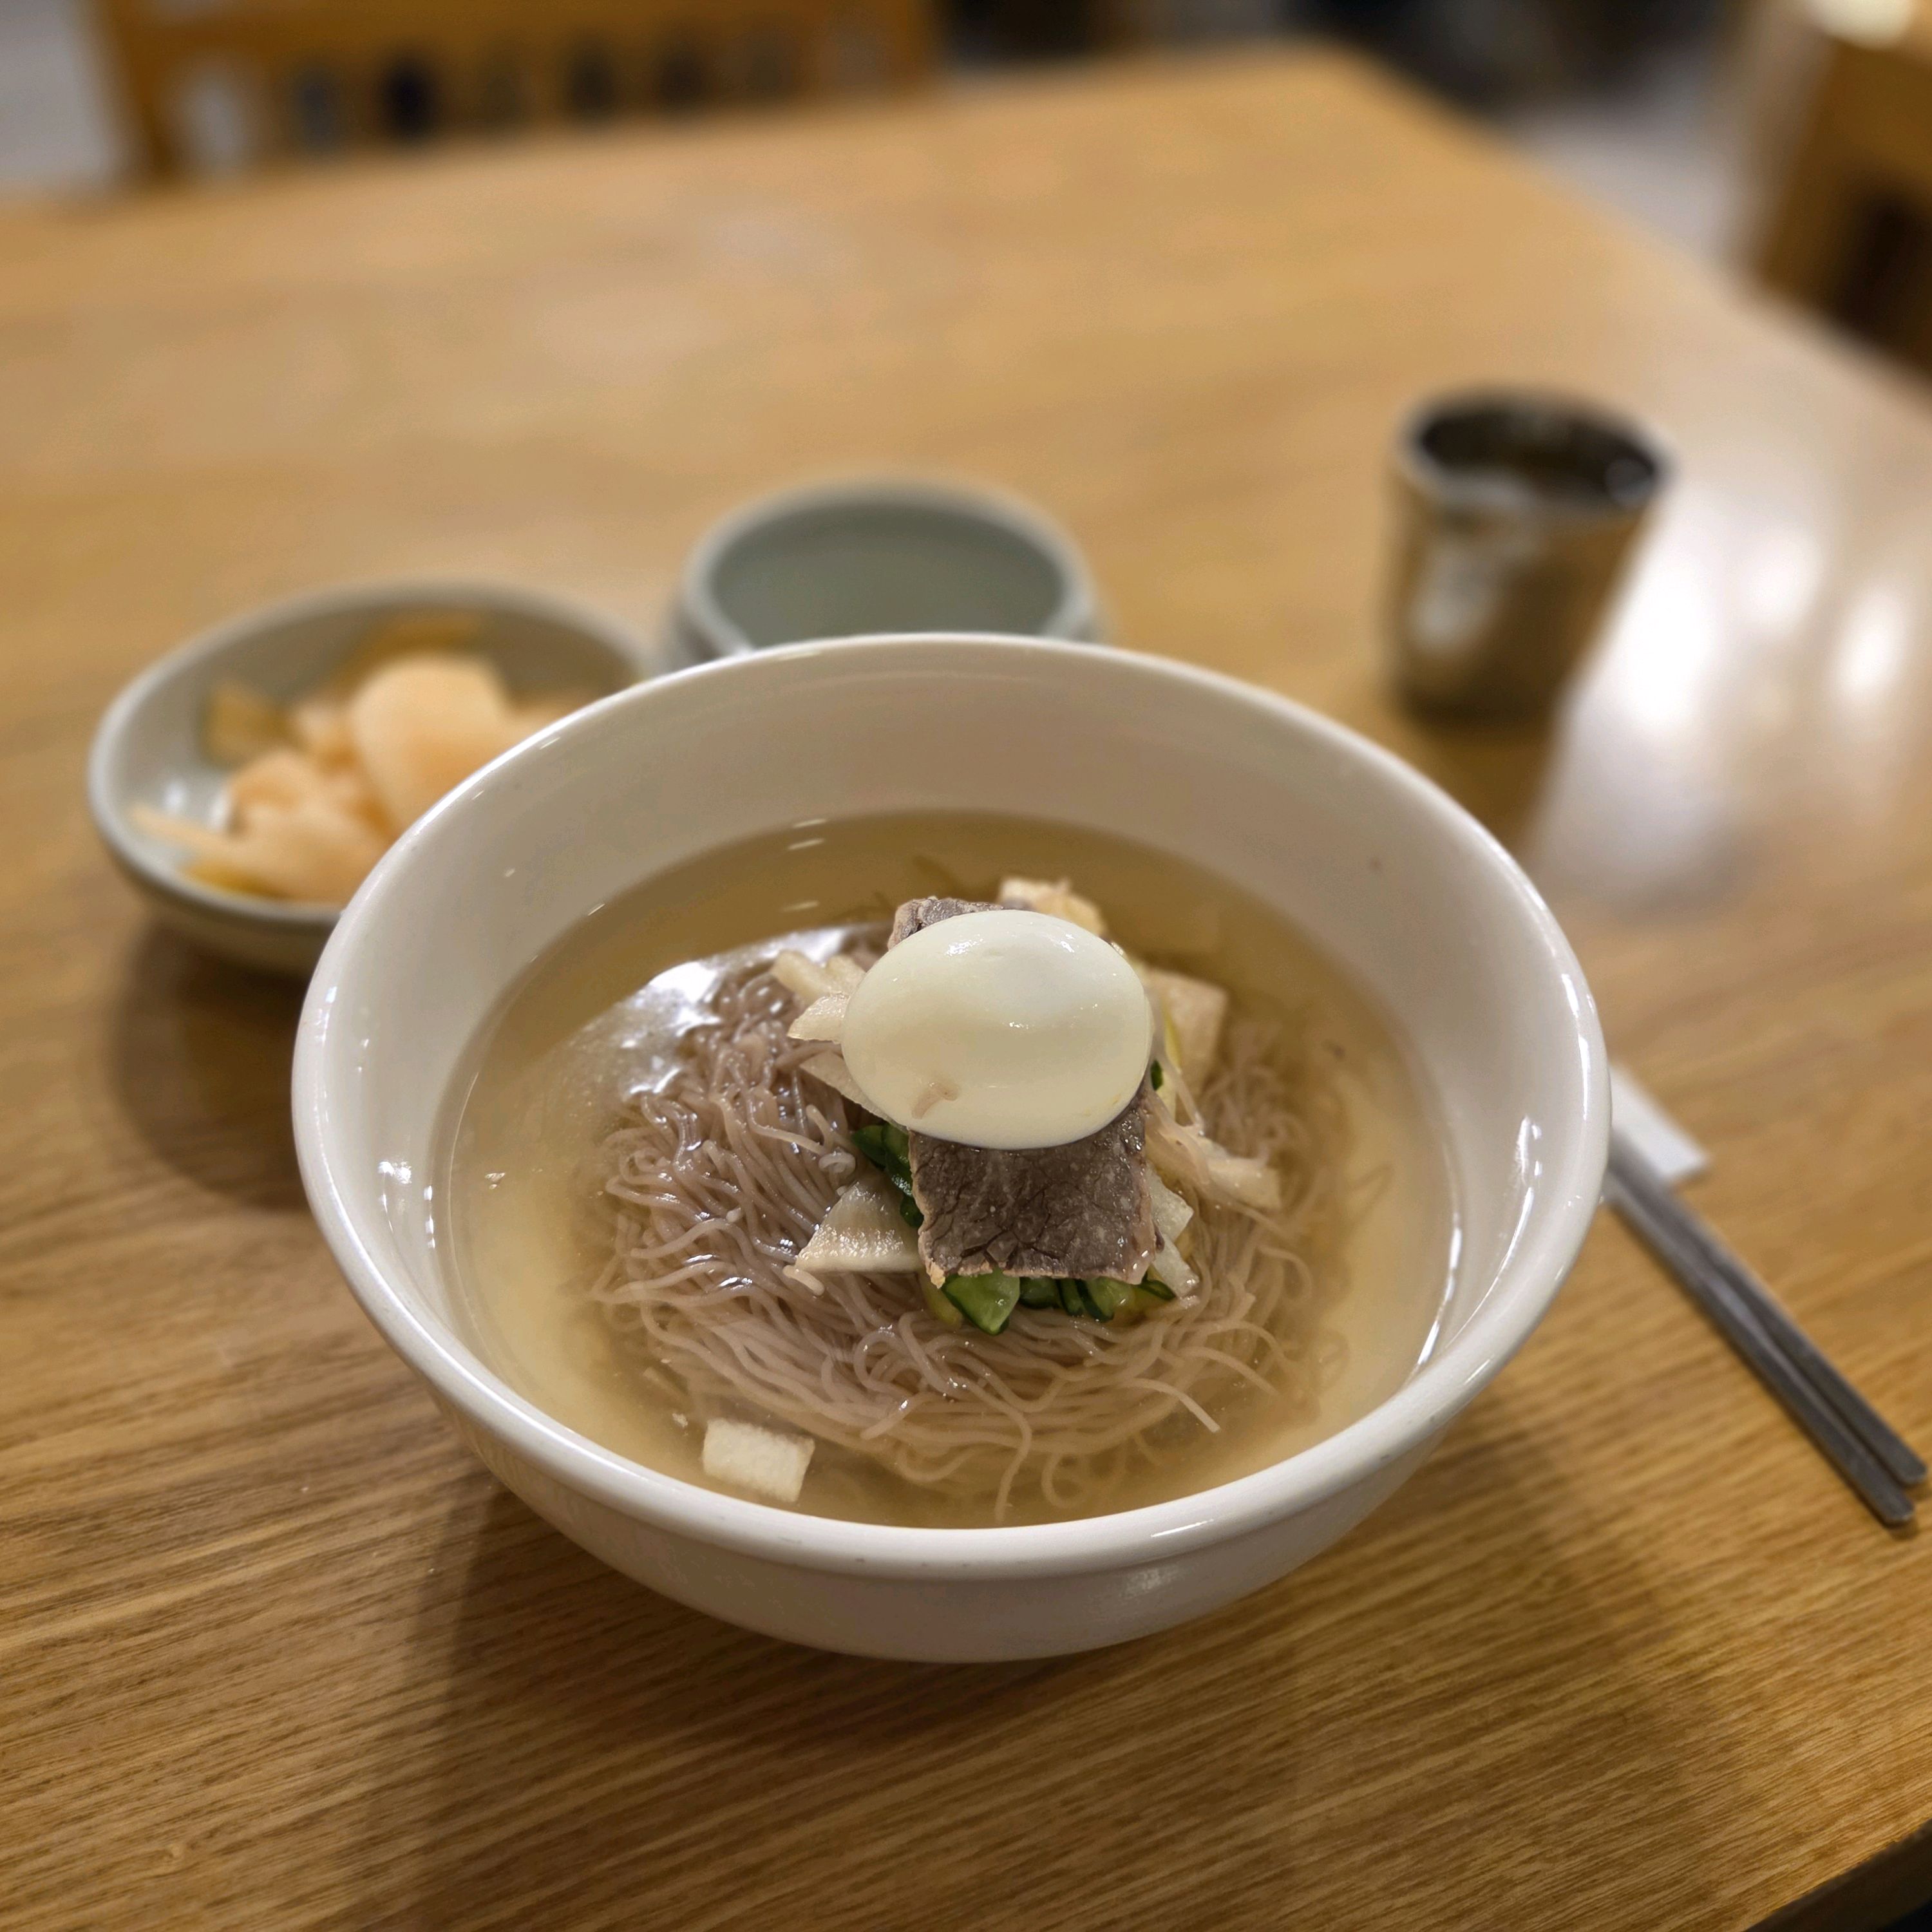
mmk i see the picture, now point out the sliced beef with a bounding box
[911,1086,1155,1284]
[889,895,996,945]
[887,895,1157,1285]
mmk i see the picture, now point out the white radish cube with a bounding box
[1147,1169,1194,1245]
[997,875,1107,935]
[702,1419,815,1505]
[1140,967,1229,1084]
[824,954,867,992]
[800,1049,871,1111]
[772,948,839,1003]
[786,990,850,1043]
[793,1171,921,1273]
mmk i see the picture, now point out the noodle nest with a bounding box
[592,957,1348,1519]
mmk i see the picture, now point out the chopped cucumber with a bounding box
[920,1277,965,1327]
[985,1271,1173,1326]
[851,1122,922,1227]
[944,1272,1025,1335]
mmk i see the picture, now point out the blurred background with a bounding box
[5,0,1932,379]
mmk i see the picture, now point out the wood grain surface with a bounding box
[3,49,1930,1932]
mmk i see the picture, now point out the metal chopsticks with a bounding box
[1605,1128,1924,1528]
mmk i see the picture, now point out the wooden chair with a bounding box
[92,0,938,178]
[1752,1,1932,372]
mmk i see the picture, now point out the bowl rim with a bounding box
[294,633,1608,1580]
[86,576,655,934]
[676,473,1099,659]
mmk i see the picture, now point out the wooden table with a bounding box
[5,50,1930,1932]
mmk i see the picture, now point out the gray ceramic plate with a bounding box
[88,579,654,976]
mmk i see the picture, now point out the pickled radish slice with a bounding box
[226,747,332,816]
[132,798,387,904]
[289,697,355,767]
[203,680,289,765]
[346,654,521,831]
[320,610,482,697]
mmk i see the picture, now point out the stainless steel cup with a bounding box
[1387,390,1669,719]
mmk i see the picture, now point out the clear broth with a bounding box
[440,813,1458,1526]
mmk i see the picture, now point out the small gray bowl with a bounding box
[88,579,654,977]
[668,476,1101,665]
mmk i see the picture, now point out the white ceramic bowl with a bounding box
[668,476,1101,664]
[88,580,654,976]
[294,635,1607,1661]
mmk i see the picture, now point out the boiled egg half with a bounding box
[840,909,1153,1150]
